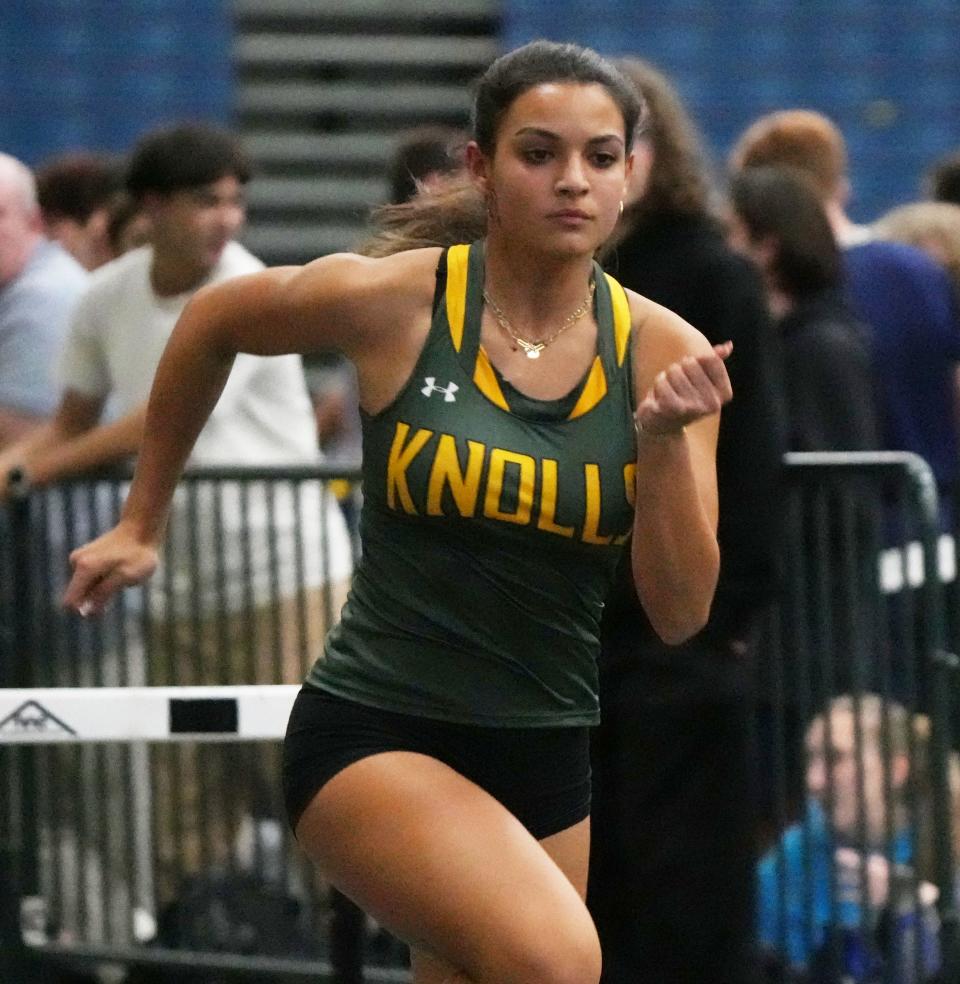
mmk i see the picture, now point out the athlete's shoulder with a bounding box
[299,246,443,288]
[250,246,444,358]
[285,247,442,330]
[624,286,713,360]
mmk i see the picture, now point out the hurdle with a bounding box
[0,684,407,983]
[0,685,301,745]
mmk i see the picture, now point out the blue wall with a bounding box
[504,0,960,221]
[0,1,232,167]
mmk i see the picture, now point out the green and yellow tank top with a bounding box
[308,241,637,725]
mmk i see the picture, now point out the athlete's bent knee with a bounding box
[512,940,601,984]
[482,922,601,984]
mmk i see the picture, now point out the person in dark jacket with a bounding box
[587,59,786,984]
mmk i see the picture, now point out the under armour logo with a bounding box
[0,700,76,737]
[421,377,459,402]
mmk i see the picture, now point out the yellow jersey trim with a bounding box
[567,356,608,421]
[473,347,511,412]
[605,274,632,367]
[446,244,470,352]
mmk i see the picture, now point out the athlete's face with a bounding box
[469,82,633,258]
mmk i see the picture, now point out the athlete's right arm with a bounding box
[63,250,433,614]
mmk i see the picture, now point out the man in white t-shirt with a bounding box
[1,123,351,660]
[0,124,352,940]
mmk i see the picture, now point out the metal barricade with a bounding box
[758,452,959,983]
[2,455,958,983]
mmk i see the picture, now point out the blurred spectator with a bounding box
[727,165,879,453]
[0,123,352,940]
[925,150,960,207]
[730,110,960,527]
[758,695,945,982]
[36,152,124,270]
[387,125,466,205]
[0,120,353,672]
[0,152,88,449]
[874,201,960,298]
[105,190,152,256]
[587,59,785,984]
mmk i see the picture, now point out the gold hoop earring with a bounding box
[618,200,625,217]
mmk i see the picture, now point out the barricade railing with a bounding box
[2,456,958,983]
[942,481,960,680]
[758,452,959,983]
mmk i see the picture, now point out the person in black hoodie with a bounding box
[587,59,786,984]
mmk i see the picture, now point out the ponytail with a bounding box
[359,174,488,258]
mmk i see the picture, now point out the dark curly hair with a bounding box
[126,123,250,200]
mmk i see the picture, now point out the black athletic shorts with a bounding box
[282,685,591,841]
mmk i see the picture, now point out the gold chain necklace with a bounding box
[482,280,596,359]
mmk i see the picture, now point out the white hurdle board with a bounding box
[0,686,300,744]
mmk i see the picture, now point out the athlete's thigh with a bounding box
[409,815,592,983]
[295,751,596,980]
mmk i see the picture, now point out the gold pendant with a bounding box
[517,338,544,359]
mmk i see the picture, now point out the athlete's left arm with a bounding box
[627,293,733,645]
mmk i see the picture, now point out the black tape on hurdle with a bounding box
[168,698,239,734]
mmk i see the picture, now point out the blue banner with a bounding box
[0,1,233,165]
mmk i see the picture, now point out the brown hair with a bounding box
[36,152,123,224]
[360,40,643,258]
[617,58,710,218]
[729,165,840,297]
[472,40,643,157]
[729,109,847,201]
[360,174,487,258]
